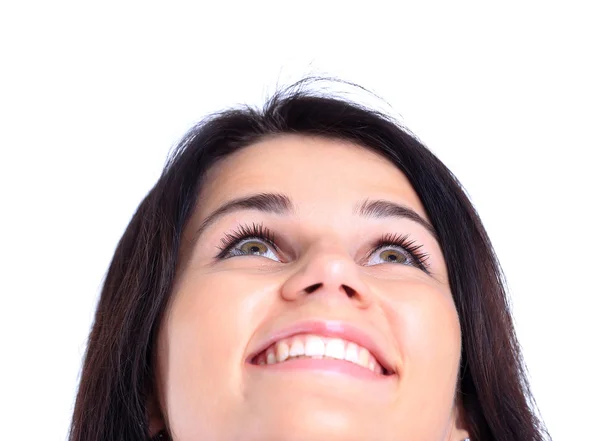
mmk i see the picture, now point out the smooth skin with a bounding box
[151,135,470,441]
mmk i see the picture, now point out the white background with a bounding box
[1,1,598,440]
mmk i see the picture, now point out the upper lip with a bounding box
[246,319,397,374]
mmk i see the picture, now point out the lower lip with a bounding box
[247,358,394,381]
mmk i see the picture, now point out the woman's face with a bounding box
[155,135,469,441]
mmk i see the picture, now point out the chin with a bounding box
[235,402,384,441]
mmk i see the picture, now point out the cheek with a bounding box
[157,271,269,436]
[385,280,462,420]
[402,291,461,368]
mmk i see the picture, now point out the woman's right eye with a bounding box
[220,237,280,261]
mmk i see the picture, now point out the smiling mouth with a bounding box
[249,333,394,377]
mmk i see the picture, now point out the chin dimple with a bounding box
[252,334,390,375]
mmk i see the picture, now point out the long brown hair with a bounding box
[70,78,550,441]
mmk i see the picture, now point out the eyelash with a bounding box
[372,232,431,272]
[217,223,278,259]
[215,222,431,273]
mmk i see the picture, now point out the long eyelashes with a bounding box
[215,222,431,273]
[216,223,278,259]
[370,232,431,273]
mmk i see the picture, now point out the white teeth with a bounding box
[276,341,289,363]
[344,342,360,364]
[325,338,346,360]
[358,347,371,369]
[289,338,304,357]
[304,335,326,358]
[257,334,388,374]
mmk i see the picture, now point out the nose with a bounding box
[280,240,373,308]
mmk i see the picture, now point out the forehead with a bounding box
[198,135,429,221]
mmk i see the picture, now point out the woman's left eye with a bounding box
[366,245,413,266]
[222,238,280,261]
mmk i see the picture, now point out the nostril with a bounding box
[301,284,357,298]
[342,285,356,298]
[304,283,322,294]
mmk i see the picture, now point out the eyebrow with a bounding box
[354,198,438,240]
[195,193,292,241]
[194,192,438,241]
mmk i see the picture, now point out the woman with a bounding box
[69,78,550,441]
